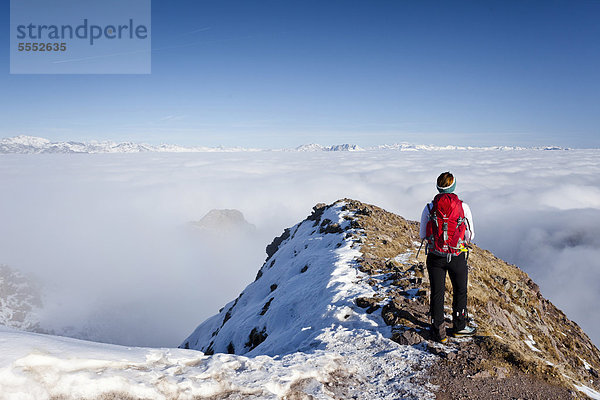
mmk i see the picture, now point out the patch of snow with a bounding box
[524,334,541,353]
[574,383,600,400]
[403,288,420,300]
[579,356,592,370]
[394,250,414,265]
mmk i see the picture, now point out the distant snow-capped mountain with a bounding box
[294,143,365,152]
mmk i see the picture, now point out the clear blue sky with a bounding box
[1,0,599,148]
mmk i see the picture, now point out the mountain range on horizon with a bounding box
[0,135,569,154]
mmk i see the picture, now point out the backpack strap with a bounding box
[427,202,436,227]
[424,203,435,255]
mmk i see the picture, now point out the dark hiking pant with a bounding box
[427,253,468,337]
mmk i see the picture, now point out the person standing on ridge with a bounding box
[420,172,476,343]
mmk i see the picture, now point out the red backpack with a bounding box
[425,193,467,257]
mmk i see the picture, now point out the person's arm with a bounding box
[419,204,430,239]
[462,202,474,242]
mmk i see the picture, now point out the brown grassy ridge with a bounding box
[333,198,600,397]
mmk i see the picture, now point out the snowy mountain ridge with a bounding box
[181,199,600,399]
[181,202,377,355]
[0,135,570,154]
[180,201,436,398]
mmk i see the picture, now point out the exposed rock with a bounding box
[260,297,274,315]
[307,203,327,224]
[494,366,509,379]
[265,228,290,261]
[319,219,343,234]
[254,269,263,281]
[245,327,268,351]
[355,297,381,314]
[392,329,423,346]
[470,370,492,379]
[355,297,379,309]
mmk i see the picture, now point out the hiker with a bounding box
[420,171,476,343]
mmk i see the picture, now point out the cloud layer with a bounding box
[0,150,598,347]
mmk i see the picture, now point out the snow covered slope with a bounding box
[0,326,434,400]
[182,202,382,355]
[181,201,436,398]
[0,326,343,399]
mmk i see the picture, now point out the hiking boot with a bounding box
[430,325,447,343]
[452,326,476,337]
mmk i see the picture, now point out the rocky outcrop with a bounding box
[190,209,256,235]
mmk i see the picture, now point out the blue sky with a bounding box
[1,0,599,148]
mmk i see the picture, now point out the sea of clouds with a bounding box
[0,149,598,347]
